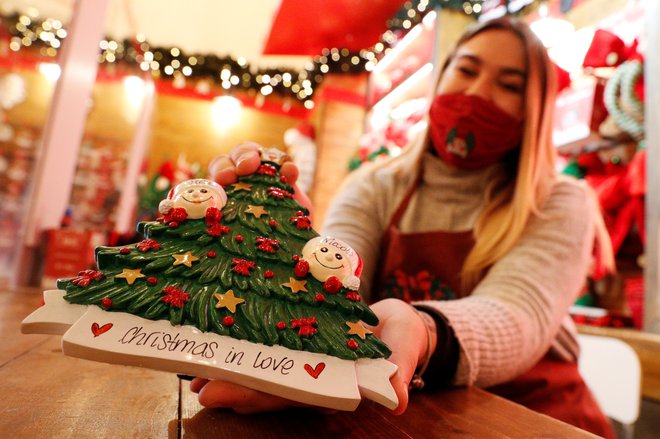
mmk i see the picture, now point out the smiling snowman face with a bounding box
[171,179,227,219]
[302,236,357,283]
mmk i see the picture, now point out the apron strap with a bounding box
[389,162,424,228]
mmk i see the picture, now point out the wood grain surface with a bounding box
[2,287,598,438]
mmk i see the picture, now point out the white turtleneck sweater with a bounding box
[322,149,595,388]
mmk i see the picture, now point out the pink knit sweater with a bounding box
[322,150,594,388]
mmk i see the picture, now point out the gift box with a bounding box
[41,228,106,288]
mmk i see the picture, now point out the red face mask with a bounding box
[428,94,523,170]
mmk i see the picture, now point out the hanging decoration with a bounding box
[0,3,511,108]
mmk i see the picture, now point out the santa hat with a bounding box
[296,121,315,139]
[583,29,633,69]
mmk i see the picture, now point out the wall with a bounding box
[146,93,302,178]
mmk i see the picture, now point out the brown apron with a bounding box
[374,174,614,438]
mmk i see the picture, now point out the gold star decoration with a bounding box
[172,251,200,267]
[213,289,246,313]
[346,321,373,340]
[231,182,253,191]
[115,268,146,285]
[282,277,308,294]
[245,205,268,218]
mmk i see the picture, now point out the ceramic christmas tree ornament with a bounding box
[22,148,398,411]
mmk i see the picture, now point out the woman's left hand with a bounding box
[191,298,430,415]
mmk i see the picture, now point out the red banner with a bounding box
[263,0,405,55]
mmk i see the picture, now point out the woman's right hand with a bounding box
[208,142,312,214]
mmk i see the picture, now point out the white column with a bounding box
[22,0,110,246]
[113,78,155,235]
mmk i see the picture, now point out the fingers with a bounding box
[208,155,238,186]
[196,380,300,413]
[190,377,209,394]
[369,299,428,415]
[280,161,299,186]
[230,142,262,176]
[209,142,301,189]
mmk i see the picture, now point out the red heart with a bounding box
[304,362,326,379]
[91,322,113,337]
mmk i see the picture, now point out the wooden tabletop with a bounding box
[1,286,598,438]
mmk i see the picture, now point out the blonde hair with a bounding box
[368,17,561,289]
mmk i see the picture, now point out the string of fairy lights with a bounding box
[0,1,519,108]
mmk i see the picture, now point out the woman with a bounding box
[199,17,614,437]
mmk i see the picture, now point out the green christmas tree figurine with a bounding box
[23,148,397,410]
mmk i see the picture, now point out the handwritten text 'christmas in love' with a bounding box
[117,326,295,375]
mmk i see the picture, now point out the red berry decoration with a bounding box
[315,293,326,302]
[292,255,300,262]
[168,221,179,228]
[207,251,217,258]
[147,276,158,285]
[269,219,278,227]
[280,175,288,183]
[101,297,112,308]
[235,235,244,243]
[264,270,275,278]
[294,260,310,278]
[346,292,361,302]
[323,276,342,294]
[205,207,222,224]
[276,321,286,330]
[170,207,188,222]
[347,340,359,350]
[119,247,130,255]
[223,316,235,326]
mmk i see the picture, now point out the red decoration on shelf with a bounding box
[291,316,318,336]
[100,297,112,308]
[257,164,278,176]
[119,247,131,255]
[290,211,312,229]
[207,251,217,258]
[276,321,287,330]
[315,293,326,302]
[206,223,230,237]
[235,235,244,243]
[347,340,359,350]
[70,269,104,287]
[268,187,293,199]
[205,207,223,225]
[147,276,158,285]
[161,286,190,307]
[294,260,310,277]
[346,292,361,302]
[223,316,235,326]
[256,236,280,253]
[264,270,275,278]
[136,239,161,252]
[231,258,255,276]
[323,276,342,294]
